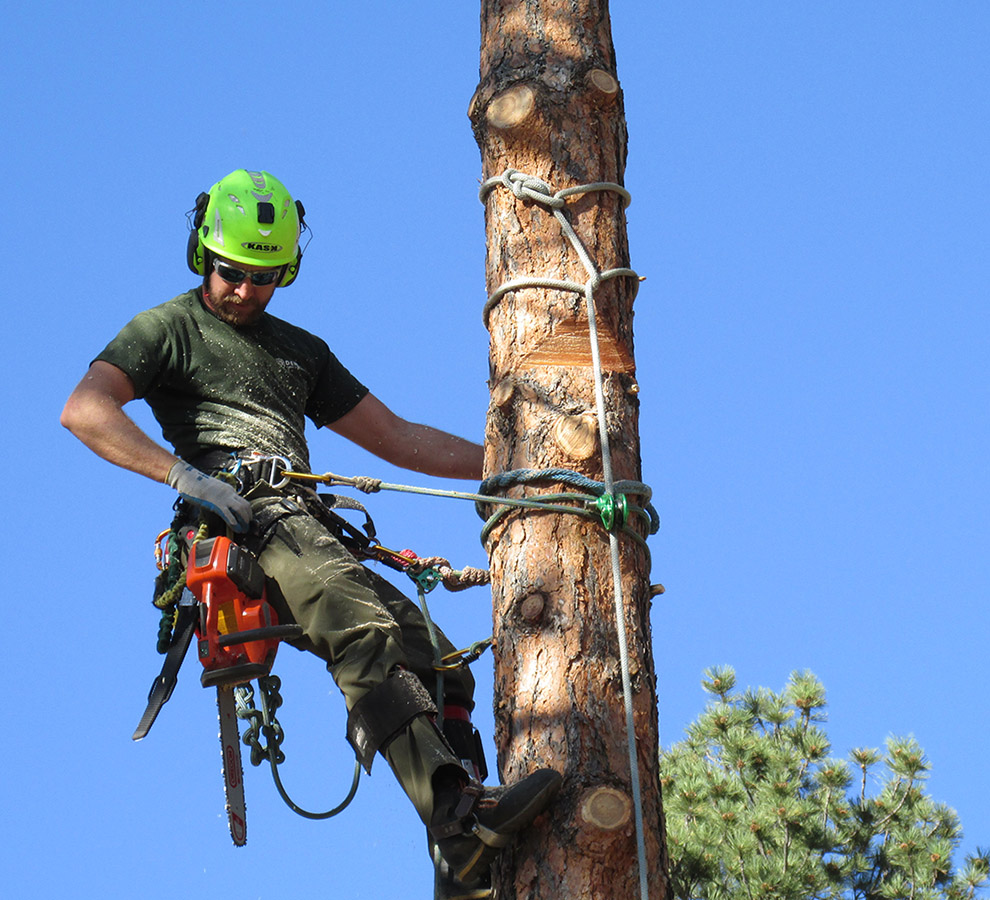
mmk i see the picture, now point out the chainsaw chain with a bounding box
[235,676,286,767]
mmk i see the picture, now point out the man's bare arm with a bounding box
[328,393,484,480]
[60,361,178,483]
[61,362,252,530]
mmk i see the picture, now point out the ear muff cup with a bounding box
[278,200,308,287]
[186,191,210,276]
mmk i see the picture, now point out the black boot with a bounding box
[430,769,562,888]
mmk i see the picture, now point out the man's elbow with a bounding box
[60,388,106,439]
[60,394,82,434]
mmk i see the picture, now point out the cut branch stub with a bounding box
[586,68,619,103]
[580,787,633,831]
[492,376,516,408]
[486,83,538,129]
[552,412,598,460]
[519,592,546,623]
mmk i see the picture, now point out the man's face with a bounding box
[203,256,282,327]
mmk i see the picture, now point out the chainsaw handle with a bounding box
[216,624,304,648]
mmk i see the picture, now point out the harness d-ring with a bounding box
[266,456,292,489]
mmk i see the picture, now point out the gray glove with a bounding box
[165,461,253,533]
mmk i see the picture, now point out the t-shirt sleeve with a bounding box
[93,308,173,399]
[306,345,369,426]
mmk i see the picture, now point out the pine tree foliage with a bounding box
[661,667,989,900]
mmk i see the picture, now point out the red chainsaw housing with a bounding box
[186,536,281,688]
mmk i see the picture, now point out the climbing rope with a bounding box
[478,168,640,329]
[280,467,658,550]
[377,545,493,592]
[398,552,495,724]
[479,169,652,900]
[411,565,449,726]
[476,468,658,552]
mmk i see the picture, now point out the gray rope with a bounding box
[286,468,658,545]
[478,169,640,329]
[481,169,651,900]
[482,268,638,330]
[413,575,446,728]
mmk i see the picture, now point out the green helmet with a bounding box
[187,169,306,286]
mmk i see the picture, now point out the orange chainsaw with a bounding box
[133,533,302,845]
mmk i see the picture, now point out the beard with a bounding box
[203,286,269,327]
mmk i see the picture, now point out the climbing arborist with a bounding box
[60,168,560,895]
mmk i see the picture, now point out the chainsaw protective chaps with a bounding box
[347,668,438,772]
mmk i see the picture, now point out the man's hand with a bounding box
[165,462,253,532]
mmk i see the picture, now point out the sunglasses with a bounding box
[212,256,283,287]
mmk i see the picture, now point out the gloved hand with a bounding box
[165,461,253,532]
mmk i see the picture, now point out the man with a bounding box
[61,169,559,894]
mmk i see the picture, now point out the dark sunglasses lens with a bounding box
[249,270,281,286]
[217,263,247,284]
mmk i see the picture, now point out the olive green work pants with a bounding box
[246,488,474,824]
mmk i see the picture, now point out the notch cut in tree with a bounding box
[470,2,668,899]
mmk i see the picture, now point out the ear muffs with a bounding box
[186,191,210,276]
[278,200,308,287]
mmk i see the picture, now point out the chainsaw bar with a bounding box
[217,685,247,846]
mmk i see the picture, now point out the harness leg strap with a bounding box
[347,669,438,773]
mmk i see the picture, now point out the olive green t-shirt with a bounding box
[96,289,368,472]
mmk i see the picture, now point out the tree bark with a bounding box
[471,2,668,898]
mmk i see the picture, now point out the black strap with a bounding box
[314,492,377,544]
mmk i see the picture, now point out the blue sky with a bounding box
[3,2,987,897]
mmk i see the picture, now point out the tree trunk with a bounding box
[470,2,668,899]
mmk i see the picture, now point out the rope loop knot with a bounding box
[496,168,566,209]
[478,168,638,328]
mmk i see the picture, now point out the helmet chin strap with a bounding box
[201,249,214,296]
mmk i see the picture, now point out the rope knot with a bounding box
[352,476,382,494]
[501,169,565,209]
